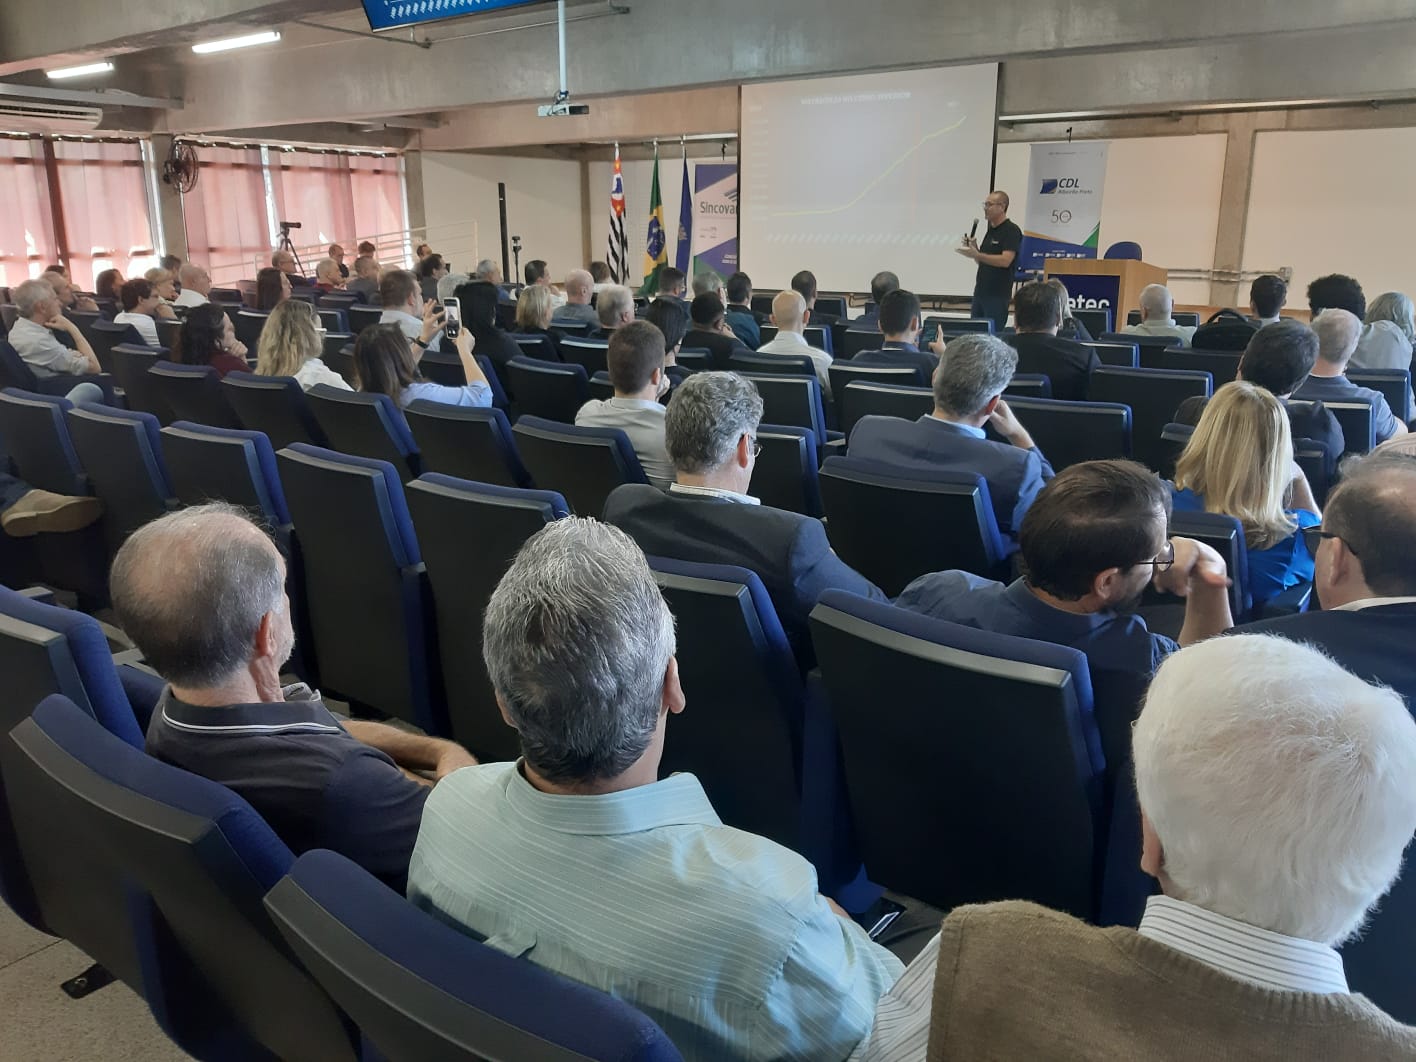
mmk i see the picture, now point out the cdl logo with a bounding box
[1040,177,1082,194]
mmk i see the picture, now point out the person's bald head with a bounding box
[565,269,593,304]
[178,261,212,295]
[110,504,290,688]
[315,258,342,285]
[1316,452,1416,608]
[272,250,297,274]
[770,290,808,333]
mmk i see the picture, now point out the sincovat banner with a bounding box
[1017,142,1108,273]
[693,162,739,279]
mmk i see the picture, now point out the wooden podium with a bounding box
[1043,258,1168,332]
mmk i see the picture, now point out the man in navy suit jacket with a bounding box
[850,288,940,383]
[603,371,886,668]
[1240,451,1416,707]
[848,332,1054,550]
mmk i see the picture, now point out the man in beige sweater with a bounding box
[863,634,1416,1060]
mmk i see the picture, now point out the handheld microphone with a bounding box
[970,218,979,239]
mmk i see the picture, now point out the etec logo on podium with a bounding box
[362,0,541,31]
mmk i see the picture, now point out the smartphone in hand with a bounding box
[442,297,462,339]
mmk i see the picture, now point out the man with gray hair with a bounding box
[174,262,212,308]
[7,278,103,388]
[112,503,476,888]
[475,257,516,305]
[1294,308,1407,444]
[848,333,1053,549]
[345,254,381,304]
[271,249,308,285]
[409,517,902,1060]
[1124,283,1196,347]
[691,268,726,303]
[595,283,635,335]
[604,371,884,666]
[864,634,1416,1059]
[552,267,598,328]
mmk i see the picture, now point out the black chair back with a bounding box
[156,316,183,352]
[306,384,421,479]
[222,371,328,449]
[109,344,171,423]
[839,330,884,359]
[159,423,290,522]
[1348,369,1412,422]
[0,303,18,333]
[232,311,268,351]
[505,357,591,423]
[0,389,87,495]
[1004,374,1052,399]
[406,475,567,761]
[1294,438,1331,508]
[560,337,610,375]
[1139,346,1242,385]
[730,351,816,377]
[1087,366,1212,473]
[511,416,647,515]
[404,401,531,488]
[1167,510,1251,622]
[753,424,822,517]
[738,372,829,446]
[1007,397,1132,470]
[1327,400,1376,455]
[1071,307,1111,335]
[818,457,1007,596]
[829,364,920,431]
[1100,331,1179,353]
[147,361,243,429]
[65,405,175,553]
[839,381,933,436]
[588,371,615,402]
[348,305,383,335]
[1082,341,1138,368]
[512,333,560,363]
[1155,422,1193,481]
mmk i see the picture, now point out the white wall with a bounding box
[420,151,582,281]
[997,134,1228,304]
[1244,126,1416,304]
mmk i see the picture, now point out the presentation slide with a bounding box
[740,64,999,296]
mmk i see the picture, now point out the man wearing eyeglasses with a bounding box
[1240,451,1416,706]
[956,190,1022,333]
[895,460,1233,678]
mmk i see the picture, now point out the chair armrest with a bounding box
[17,586,57,604]
[821,437,848,466]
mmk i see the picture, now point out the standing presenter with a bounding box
[957,190,1022,333]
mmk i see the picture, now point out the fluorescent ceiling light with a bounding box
[191,31,281,55]
[46,61,115,80]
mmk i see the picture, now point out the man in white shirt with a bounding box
[378,269,442,353]
[861,631,1416,1059]
[174,262,213,308]
[7,279,102,379]
[554,269,598,328]
[113,278,167,347]
[575,321,672,487]
[1124,283,1196,347]
[524,259,566,309]
[758,289,833,397]
[589,260,612,294]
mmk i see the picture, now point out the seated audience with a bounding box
[1250,273,1288,325]
[724,271,761,348]
[159,254,183,276]
[344,254,381,304]
[41,268,99,313]
[415,242,432,262]
[1125,284,1195,346]
[758,290,833,396]
[145,267,179,308]
[595,283,636,336]
[409,517,903,1059]
[1296,308,1407,444]
[0,466,101,540]
[643,296,690,360]
[271,250,307,284]
[114,278,168,346]
[1172,381,1322,608]
[94,268,124,305]
[793,269,837,325]
[328,243,349,279]
[176,302,250,378]
[418,253,447,303]
[691,269,726,303]
[896,460,1233,677]
[476,257,517,305]
[575,321,672,487]
[1241,451,1416,704]
[655,265,687,300]
[355,322,489,410]
[853,271,901,332]
[588,259,612,292]
[849,333,1052,549]
[454,279,521,372]
[851,289,938,380]
[6,278,103,388]
[513,284,563,358]
[357,240,376,258]
[1354,290,1416,375]
[313,258,347,294]
[862,633,1416,1061]
[255,299,350,391]
[1176,320,1345,477]
[684,293,751,369]
[1308,272,1366,319]
[553,268,598,327]
[174,262,212,308]
[604,372,886,665]
[378,268,443,352]
[254,266,291,312]
[112,503,476,889]
[1004,280,1100,401]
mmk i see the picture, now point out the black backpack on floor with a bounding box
[1191,309,1259,352]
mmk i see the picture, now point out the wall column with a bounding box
[150,134,189,260]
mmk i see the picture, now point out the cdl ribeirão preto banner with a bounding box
[1017,141,1109,274]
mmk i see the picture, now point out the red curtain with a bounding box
[182,145,272,285]
[0,138,57,290]
[50,140,156,291]
[269,150,357,259]
[350,154,406,246]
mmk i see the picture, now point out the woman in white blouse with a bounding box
[254,299,351,391]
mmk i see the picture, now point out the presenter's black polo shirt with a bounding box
[976,218,1023,297]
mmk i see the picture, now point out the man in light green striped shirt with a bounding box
[409,518,903,1060]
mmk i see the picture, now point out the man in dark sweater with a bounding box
[850,289,938,382]
[1240,451,1416,707]
[1004,280,1101,401]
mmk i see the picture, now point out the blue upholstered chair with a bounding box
[159,422,290,524]
[737,371,835,449]
[838,381,934,436]
[0,388,88,496]
[559,336,611,376]
[65,404,177,554]
[511,416,647,516]
[306,383,421,480]
[265,849,683,1061]
[1087,365,1213,474]
[505,356,591,423]
[221,370,329,449]
[1103,241,1143,260]
[146,361,242,429]
[109,343,172,423]
[404,401,531,488]
[753,424,823,517]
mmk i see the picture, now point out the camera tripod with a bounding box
[278,224,304,276]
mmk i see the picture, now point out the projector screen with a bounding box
[740,64,999,296]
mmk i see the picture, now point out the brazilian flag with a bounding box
[640,146,667,296]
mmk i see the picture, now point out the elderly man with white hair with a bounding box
[6,279,103,393]
[594,283,635,336]
[173,262,212,308]
[1294,308,1408,444]
[1124,283,1196,347]
[409,516,903,1061]
[553,268,599,328]
[474,257,516,304]
[863,633,1416,1060]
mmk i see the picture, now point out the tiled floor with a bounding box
[0,903,192,1061]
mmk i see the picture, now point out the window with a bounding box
[181,145,273,283]
[0,138,57,289]
[51,139,157,291]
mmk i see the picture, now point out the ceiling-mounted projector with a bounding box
[538,91,589,118]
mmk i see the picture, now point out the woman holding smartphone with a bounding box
[352,322,492,409]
